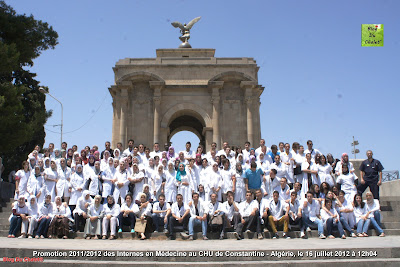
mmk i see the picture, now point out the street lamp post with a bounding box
[39,87,63,148]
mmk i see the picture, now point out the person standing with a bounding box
[358,150,384,200]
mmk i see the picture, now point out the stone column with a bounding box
[241,81,257,146]
[203,127,213,151]
[150,81,165,144]
[119,88,129,148]
[208,81,223,150]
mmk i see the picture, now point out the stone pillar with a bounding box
[119,88,129,148]
[241,81,257,146]
[203,127,213,151]
[150,81,165,144]
[208,81,224,150]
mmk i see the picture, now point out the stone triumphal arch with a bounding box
[109,48,264,151]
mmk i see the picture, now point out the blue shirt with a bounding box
[244,168,264,189]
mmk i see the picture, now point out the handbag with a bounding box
[293,163,302,175]
[134,219,147,233]
[210,214,223,225]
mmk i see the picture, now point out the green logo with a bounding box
[362,24,384,47]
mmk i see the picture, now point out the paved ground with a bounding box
[0,236,398,251]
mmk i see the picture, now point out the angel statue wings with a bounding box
[171,16,201,48]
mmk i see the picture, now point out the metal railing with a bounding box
[382,171,400,182]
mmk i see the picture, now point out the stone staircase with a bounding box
[0,196,399,239]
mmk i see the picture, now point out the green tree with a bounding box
[0,1,58,178]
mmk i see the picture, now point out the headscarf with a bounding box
[176,163,186,182]
[107,195,115,209]
[28,196,38,214]
[54,149,61,159]
[341,153,348,164]
[236,162,243,175]
[44,194,51,208]
[167,146,175,160]
[44,157,50,168]
[34,165,41,177]
[195,154,202,166]
[94,195,102,208]
[50,159,57,170]
[113,148,121,159]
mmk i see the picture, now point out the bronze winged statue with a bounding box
[171,16,201,48]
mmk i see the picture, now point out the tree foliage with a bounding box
[0,1,58,178]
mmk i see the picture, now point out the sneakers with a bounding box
[28,236,33,239]
[203,236,208,240]
[245,229,251,233]
[118,229,122,233]
[319,234,326,239]
[341,235,346,239]
[234,232,242,240]
[283,233,290,239]
[40,235,45,239]
[263,228,269,233]
[163,229,169,234]
[35,235,40,239]
[300,232,306,239]
[18,235,26,239]
[180,232,189,239]
[131,229,135,233]
[257,233,264,240]
[306,227,312,232]
[273,233,279,239]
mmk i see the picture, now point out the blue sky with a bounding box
[8,0,399,170]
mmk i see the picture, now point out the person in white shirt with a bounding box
[151,194,171,233]
[300,153,319,197]
[48,196,72,239]
[150,143,163,159]
[288,191,303,232]
[320,198,346,239]
[335,153,355,175]
[234,191,258,240]
[36,194,53,238]
[84,195,104,239]
[73,190,93,232]
[205,193,225,239]
[183,141,196,160]
[290,182,304,202]
[164,161,177,204]
[304,140,321,162]
[255,139,271,158]
[8,196,29,238]
[209,162,223,202]
[261,169,280,201]
[274,177,290,203]
[234,162,247,203]
[117,193,138,234]
[27,165,46,205]
[168,194,190,240]
[364,192,385,237]
[268,191,290,239]
[280,143,294,184]
[257,152,271,174]
[220,160,236,202]
[221,191,241,232]
[135,193,153,240]
[270,155,290,183]
[336,164,357,203]
[242,141,251,163]
[56,158,71,203]
[185,192,208,240]
[122,139,135,157]
[317,155,335,187]
[102,195,120,240]
[336,190,356,237]
[68,164,85,208]
[129,164,145,202]
[14,161,31,201]
[254,189,268,239]
[353,193,370,237]
[302,191,325,239]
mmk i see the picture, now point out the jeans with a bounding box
[168,216,189,237]
[37,217,51,237]
[339,217,354,234]
[302,216,324,235]
[370,210,384,234]
[9,215,22,236]
[189,217,207,236]
[357,219,370,234]
[326,217,345,236]
[151,214,168,231]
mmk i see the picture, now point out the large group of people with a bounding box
[8,139,385,240]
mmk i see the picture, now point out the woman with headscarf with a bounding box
[101,157,116,202]
[27,165,46,205]
[36,194,53,238]
[257,152,271,175]
[37,158,45,174]
[44,157,51,169]
[235,162,247,202]
[151,165,165,200]
[335,153,355,175]
[14,161,31,201]
[187,158,200,193]
[93,151,101,162]
[8,196,29,238]
[25,196,39,238]
[176,163,192,204]
[164,161,177,204]
[117,193,138,234]
[84,195,104,239]
[71,151,80,169]
[210,162,223,202]
[48,196,72,239]
[130,163,145,202]
[73,190,93,232]
[113,148,121,160]
[336,164,358,203]
[28,156,37,172]
[54,149,62,167]
[135,192,153,240]
[102,195,120,239]
[69,164,85,211]
[56,158,72,204]
[43,159,59,201]
[113,161,130,205]
[101,151,111,171]
[83,155,95,177]
[167,146,178,161]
